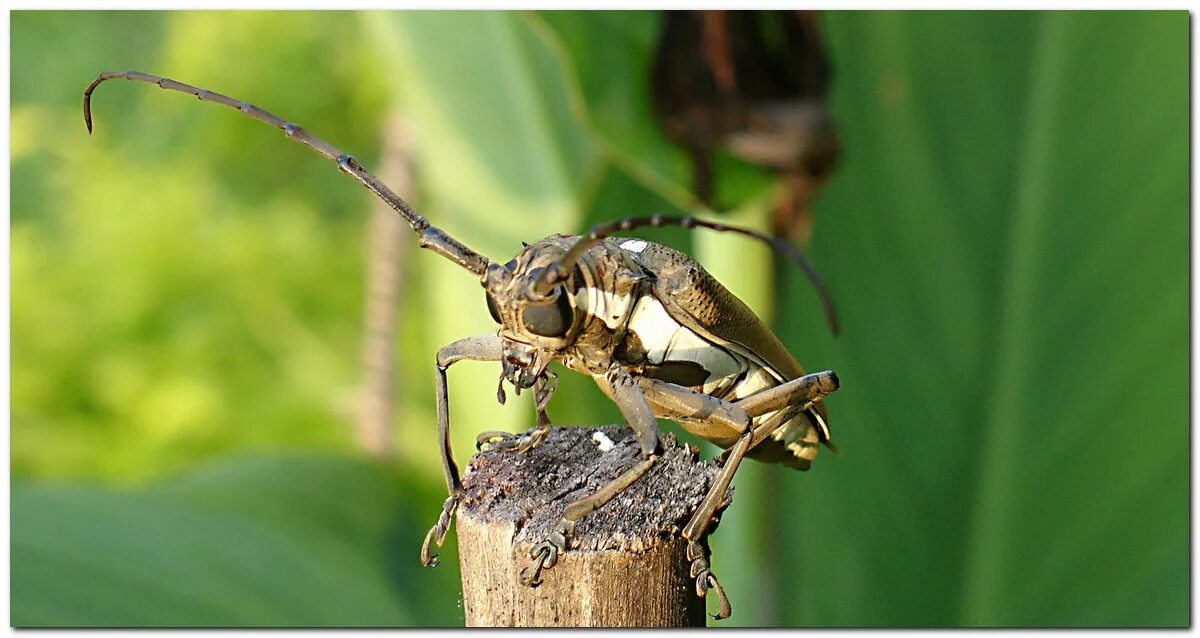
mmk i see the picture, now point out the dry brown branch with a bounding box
[455,425,729,627]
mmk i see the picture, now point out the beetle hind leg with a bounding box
[676,370,841,619]
[678,422,759,619]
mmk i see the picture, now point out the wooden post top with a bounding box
[455,425,727,627]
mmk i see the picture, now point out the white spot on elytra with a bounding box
[627,296,677,363]
[620,239,648,253]
[592,431,615,452]
[576,286,635,330]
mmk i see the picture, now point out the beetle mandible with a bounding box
[83,71,843,620]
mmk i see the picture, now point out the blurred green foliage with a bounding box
[12,455,462,626]
[11,10,1187,627]
[775,12,1188,626]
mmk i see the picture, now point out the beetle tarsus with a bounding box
[420,495,458,568]
[687,540,731,620]
[475,426,550,454]
[520,526,567,587]
[706,573,732,620]
[518,537,559,587]
[475,429,515,451]
[513,426,551,454]
[534,370,557,427]
[419,526,440,567]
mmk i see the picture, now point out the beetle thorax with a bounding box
[481,235,648,385]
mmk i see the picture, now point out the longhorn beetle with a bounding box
[83,71,842,620]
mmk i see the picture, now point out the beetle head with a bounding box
[482,237,581,389]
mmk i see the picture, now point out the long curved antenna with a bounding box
[83,70,490,277]
[535,214,839,336]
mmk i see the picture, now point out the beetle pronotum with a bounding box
[84,70,842,620]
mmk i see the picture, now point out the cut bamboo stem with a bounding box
[454,425,727,627]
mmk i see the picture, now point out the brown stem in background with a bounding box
[651,10,839,226]
[774,167,820,247]
[701,11,737,96]
[356,116,413,458]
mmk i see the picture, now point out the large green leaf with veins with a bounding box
[541,9,1188,627]
[769,11,1188,626]
[363,11,601,469]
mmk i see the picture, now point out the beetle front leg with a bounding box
[520,365,660,587]
[475,370,556,453]
[420,333,504,568]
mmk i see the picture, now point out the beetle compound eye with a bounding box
[485,293,503,324]
[521,290,573,338]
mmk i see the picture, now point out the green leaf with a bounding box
[12,11,382,482]
[12,454,463,627]
[772,11,1188,626]
[533,12,692,205]
[535,11,778,211]
[363,12,602,464]
[12,10,1188,628]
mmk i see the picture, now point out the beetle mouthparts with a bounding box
[496,370,507,405]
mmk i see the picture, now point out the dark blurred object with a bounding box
[651,10,839,245]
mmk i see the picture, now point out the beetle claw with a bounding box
[420,496,457,567]
[686,540,731,619]
[520,539,562,587]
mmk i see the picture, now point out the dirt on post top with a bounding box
[459,425,727,554]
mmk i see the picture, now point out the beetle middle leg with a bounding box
[420,333,504,568]
[520,365,661,587]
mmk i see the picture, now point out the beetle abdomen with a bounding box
[615,291,819,467]
[623,294,746,396]
[611,238,831,470]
